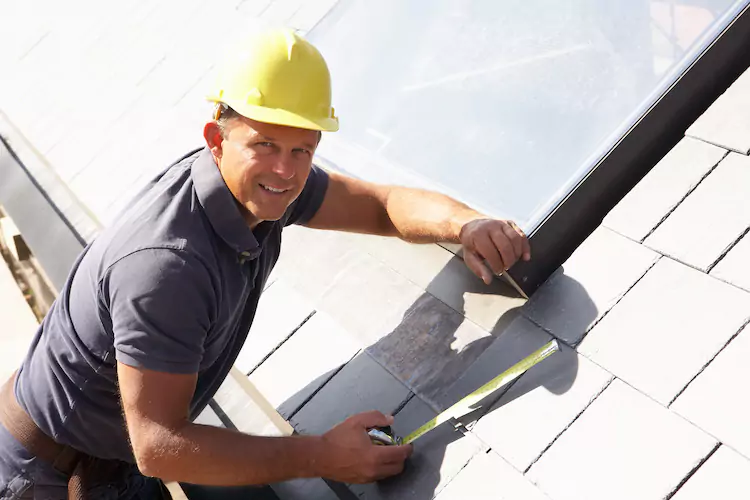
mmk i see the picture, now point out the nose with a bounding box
[271,155,295,181]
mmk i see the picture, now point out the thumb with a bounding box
[349,410,394,429]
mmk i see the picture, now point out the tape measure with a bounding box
[368,339,559,446]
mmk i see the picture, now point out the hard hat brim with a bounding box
[228,101,339,132]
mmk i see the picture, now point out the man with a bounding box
[0,29,529,498]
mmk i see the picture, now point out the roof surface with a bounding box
[256,65,750,498]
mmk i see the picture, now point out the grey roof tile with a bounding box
[686,68,750,155]
[579,257,750,405]
[366,293,494,405]
[671,445,750,500]
[317,252,425,345]
[273,225,368,303]
[272,478,340,500]
[604,137,727,241]
[349,396,486,499]
[257,0,307,27]
[249,311,361,420]
[527,379,717,500]
[235,0,275,17]
[290,352,410,436]
[433,316,551,413]
[672,326,750,458]
[288,0,353,34]
[473,344,613,472]
[355,234,454,291]
[521,227,659,345]
[193,404,224,428]
[644,153,750,271]
[212,370,291,437]
[435,451,551,500]
[426,254,526,333]
[234,279,315,375]
[711,231,750,292]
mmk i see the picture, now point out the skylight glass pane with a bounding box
[309,0,747,231]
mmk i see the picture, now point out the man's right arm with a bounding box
[117,362,412,485]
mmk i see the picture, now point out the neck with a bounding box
[236,200,261,229]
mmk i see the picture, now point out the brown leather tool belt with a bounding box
[0,372,92,499]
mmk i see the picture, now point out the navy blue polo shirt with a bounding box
[14,147,329,462]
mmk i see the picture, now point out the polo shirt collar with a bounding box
[192,147,261,258]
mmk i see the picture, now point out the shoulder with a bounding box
[92,152,220,271]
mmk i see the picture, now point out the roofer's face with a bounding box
[215,117,320,227]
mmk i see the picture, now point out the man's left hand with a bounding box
[460,218,531,284]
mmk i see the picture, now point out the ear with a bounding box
[203,122,224,162]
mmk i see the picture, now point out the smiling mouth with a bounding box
[260,184,290,194]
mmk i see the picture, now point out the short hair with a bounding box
[214,103,242,137]
[213,102,323,144]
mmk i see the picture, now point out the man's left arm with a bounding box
[304,172,531,284]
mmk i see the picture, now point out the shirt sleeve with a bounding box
[103,248,217,374]
[283,164,330,226]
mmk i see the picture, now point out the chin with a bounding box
[246,196,294,224]
[250,207,287,223]
[263,213,285,222]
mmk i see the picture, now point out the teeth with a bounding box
[261,184,286,193]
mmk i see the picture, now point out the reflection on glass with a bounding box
[309,0,747,231]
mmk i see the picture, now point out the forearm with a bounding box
[383,186,484,244]
[138,423,327,486]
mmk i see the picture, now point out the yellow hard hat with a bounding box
[207,28,338,132]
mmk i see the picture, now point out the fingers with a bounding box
[464,250,493,285]
[473,232,506,275]
[376,444,413,462]
[508,221,531,261]
[370,444,413,480]
[499,224,523,263]
[489,228,516,272]
[348,410,394,430]
[350,459,407,484]
[372,461,407,481]
[460,219,531,285]
[325,413,412,484]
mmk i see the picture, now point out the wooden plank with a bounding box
[211,367,293,437]
[165,482,189,500]
[229,368,294,436]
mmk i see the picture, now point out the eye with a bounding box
[293,148,312,156]
[252,141,277,155]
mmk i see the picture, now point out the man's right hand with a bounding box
[118,361,412,485]
[320,411,413,483]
